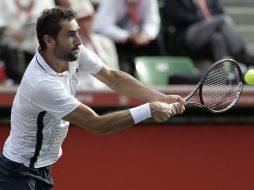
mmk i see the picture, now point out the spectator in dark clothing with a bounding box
[0,45,22,84]
[0,13,22,84]
[165,0,254,67]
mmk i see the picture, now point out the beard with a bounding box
[54,42,80,62]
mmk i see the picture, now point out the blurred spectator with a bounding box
[71,0,119,70]
[90,0,101,10]
[165,0,254,68]
[54,0,71,7]
[55,0,120,88]
[0,5,7,84]
[71,0,120,88]
[0,3,22,84]
[0,45,23,84]
[0,7,5,39]
[93,0,165,75]
[1,0,55,73]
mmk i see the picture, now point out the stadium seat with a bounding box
[134,56,199,85]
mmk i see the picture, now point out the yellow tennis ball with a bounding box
[244,69,254,85]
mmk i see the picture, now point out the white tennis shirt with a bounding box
[3,45,103,168]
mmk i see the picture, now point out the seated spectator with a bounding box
[90,0,101,10]
[0,6,22,84]
[1,0,55,73]
[93,0,166,75]
[54,0,71,8]
[165,0,254,68]
[71,0,120,88]
[56,0,120,88]
[0,44,23,84]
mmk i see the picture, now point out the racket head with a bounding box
[185,59,243,113]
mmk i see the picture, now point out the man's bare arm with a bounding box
[64,101,183,135]
[93,65,185,105]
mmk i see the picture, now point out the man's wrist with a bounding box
[129,103,152,124]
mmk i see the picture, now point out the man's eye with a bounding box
[68,31,77,37]
[68,33,75,37]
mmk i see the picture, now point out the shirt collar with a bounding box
[35,46,64,76]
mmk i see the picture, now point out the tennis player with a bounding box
[0,7,185,190]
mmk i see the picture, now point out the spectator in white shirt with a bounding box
[1,0,55,71]
[93,0,165,75]
[56,0,120,88]
[0,1,23,84]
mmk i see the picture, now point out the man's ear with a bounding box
[43,35,55,49]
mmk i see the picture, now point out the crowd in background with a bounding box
[0,0,253,87]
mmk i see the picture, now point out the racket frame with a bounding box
[184,59,243,113]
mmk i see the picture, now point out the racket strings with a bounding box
[201,61,242,112]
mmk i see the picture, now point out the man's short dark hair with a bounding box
[36,7,76,51]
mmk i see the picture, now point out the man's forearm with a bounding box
[109,71,166,102]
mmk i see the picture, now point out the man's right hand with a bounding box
[149,102,185,122]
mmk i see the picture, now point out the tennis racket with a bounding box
[184,59,243,113]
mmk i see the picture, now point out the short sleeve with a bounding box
[30,79,81,119]
[78,45,103,74]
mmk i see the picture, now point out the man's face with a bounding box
[54,19,81,62]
